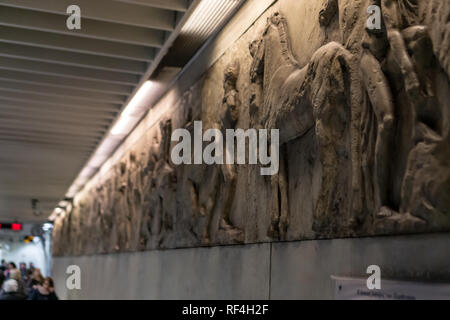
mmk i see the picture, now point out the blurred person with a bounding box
[9,269,27,297]
[28,262,35,274]
[26,268,44,293]
[28,277,58,300]
[0,261,5,280]
[0,279,26,300]
[5,262,17,280]
[19,262,28,281]
[0,271,4,289]
[0,263,5,279]
[26,269,33,283]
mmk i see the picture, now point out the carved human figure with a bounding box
[359,0,397,218]
[251,0,440,235]
[358,0,436,227]
[138,135,160,249]
[112,161,131,251]
[219,61,243,235]
[318,0,434,226]
[187,62,245,244]
[316,0,397,222]
[139,119,177,249]
[97,180,114,252]
[249,30,290,240]
[127,151,143,249]
[203,61,244,243]
[372,0,442,227]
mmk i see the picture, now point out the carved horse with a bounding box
[250,12,357,237]
[251,1,437,236]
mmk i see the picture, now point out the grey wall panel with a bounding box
[52,233,450,300]
[270,233,450,300]
[53,243,271,300]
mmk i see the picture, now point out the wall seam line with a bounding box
[268,242,273,300]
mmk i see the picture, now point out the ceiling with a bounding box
[0,0,244,223]
[0,0,195,222]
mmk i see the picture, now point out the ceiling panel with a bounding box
[0,0,245,222]
[0,0,196,222]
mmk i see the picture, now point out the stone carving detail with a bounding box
[53,0,449,256]
[138,119,177,250]
[203,61,244,243]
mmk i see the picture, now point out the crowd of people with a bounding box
[0,260,58,300]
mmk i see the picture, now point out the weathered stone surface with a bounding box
[53,0,450,256]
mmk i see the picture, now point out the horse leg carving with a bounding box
[268,172,280,239]
[219,164,244,242]
[267,143,289,240]
[278,145,289,239]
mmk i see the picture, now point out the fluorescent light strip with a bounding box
[177,0,243,52]
[61,80,158,200]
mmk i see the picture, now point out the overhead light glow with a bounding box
[55,80,159,209]
[110,82,157,136]
[87,154,108,168]
[110,115,141,136]
[178,0,244,53]
[54,1,245,219]
[79,166,97,178]
[122,81,157,117]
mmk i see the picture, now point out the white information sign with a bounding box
[332,276,450,300]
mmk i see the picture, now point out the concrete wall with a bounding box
[52,233,450,299]
[52,243,271,300]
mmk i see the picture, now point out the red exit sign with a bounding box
[0,223,22,231]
